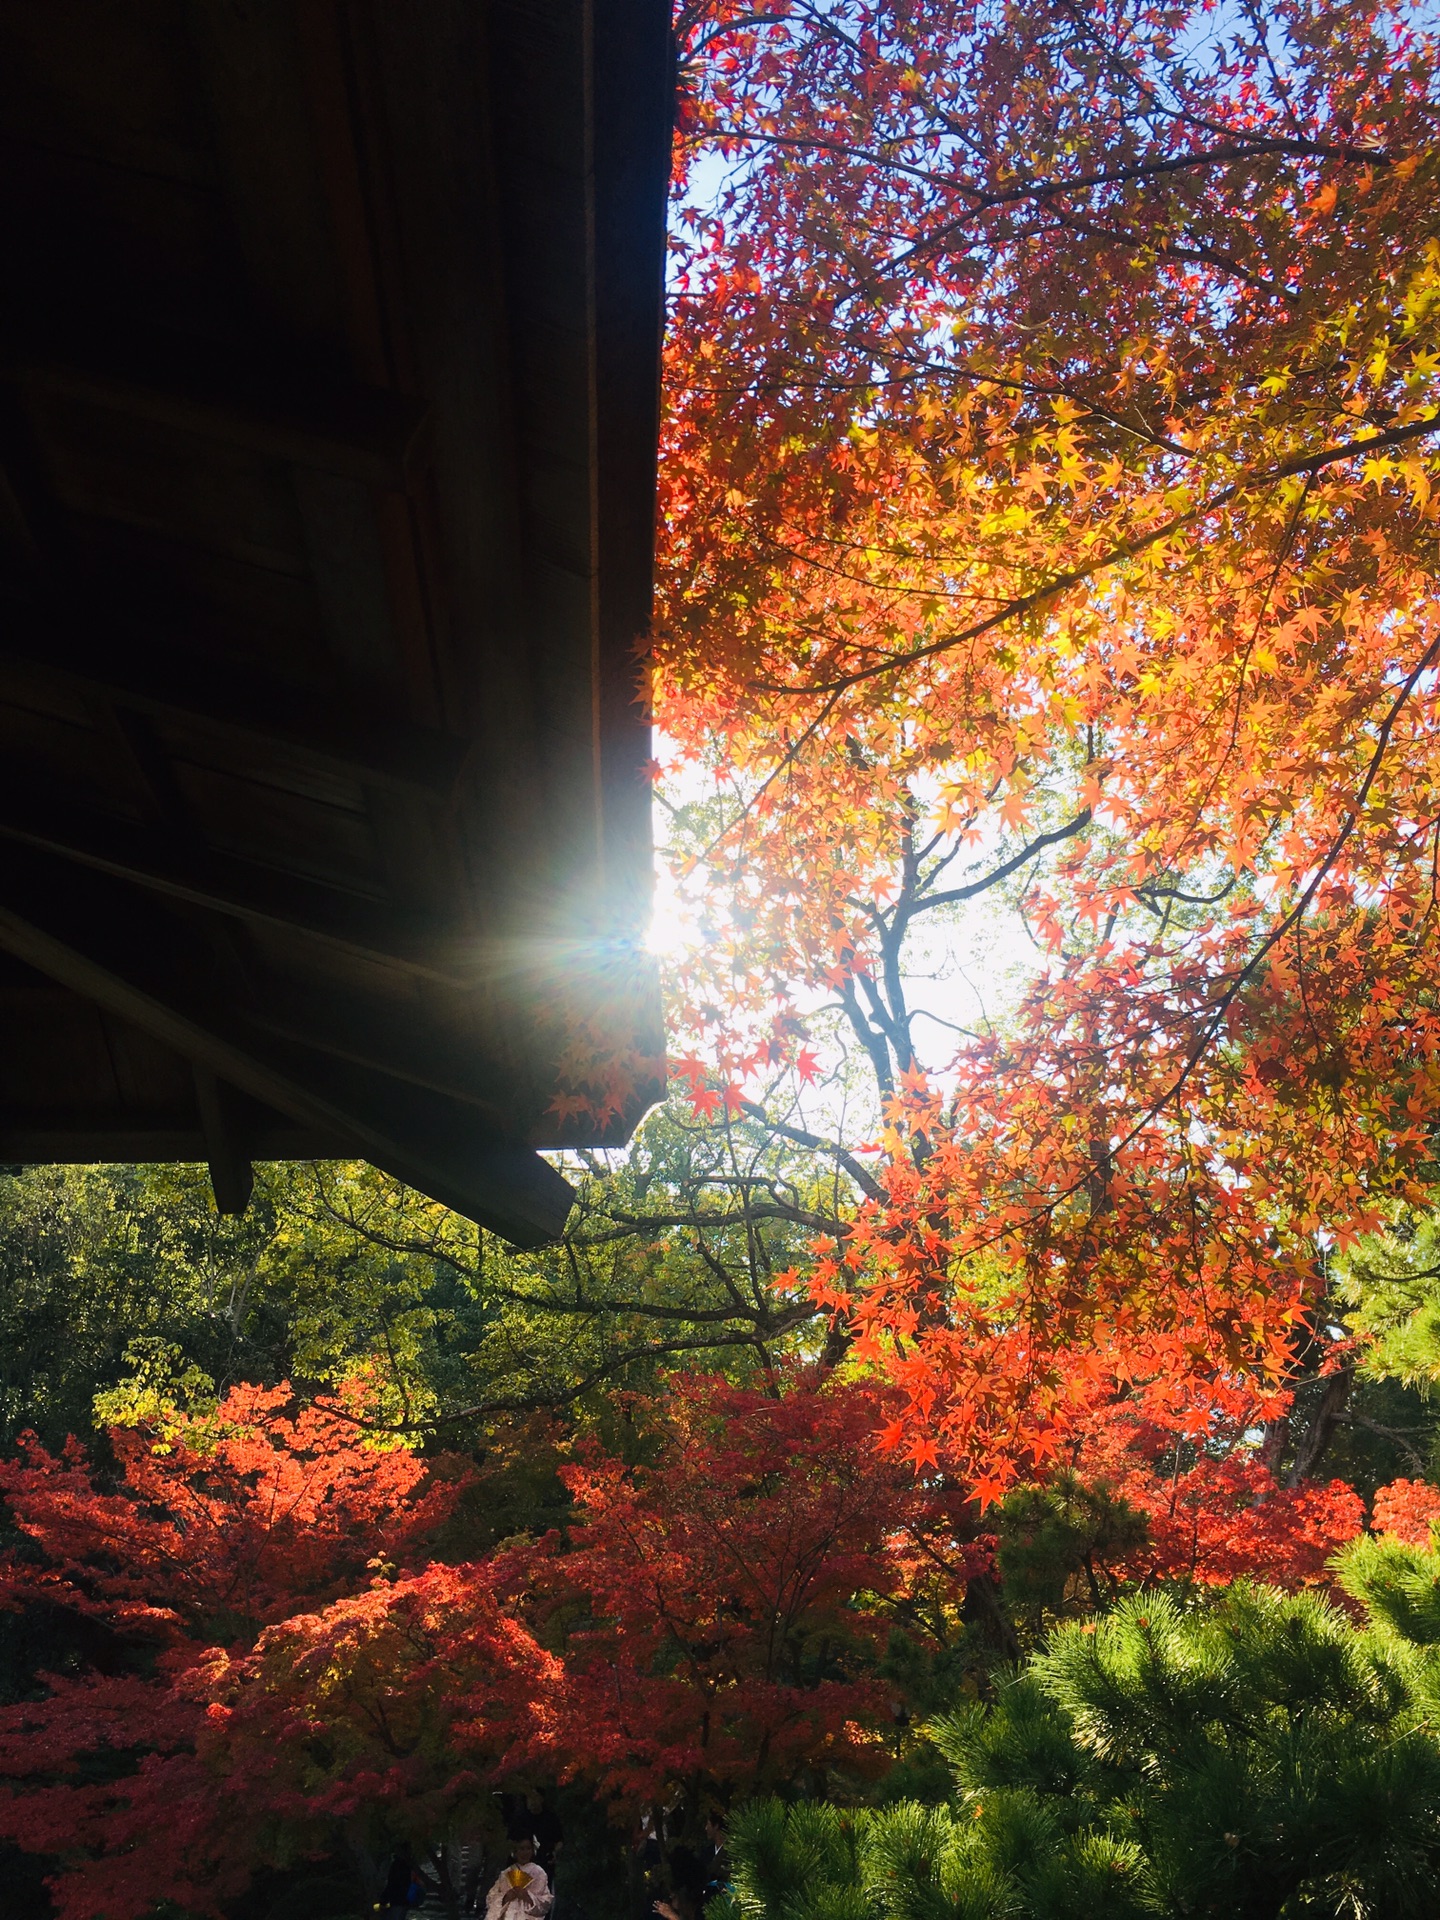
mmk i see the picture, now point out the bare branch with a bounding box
[913,810,1094,914]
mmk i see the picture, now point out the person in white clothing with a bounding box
[483,1837,552,1920]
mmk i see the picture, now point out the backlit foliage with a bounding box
[660,0,1440,1484]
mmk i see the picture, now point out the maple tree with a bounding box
[0,1379,460,1637]
[1370,1473,1440,1545]
[0,1349,1436,1915]
[189,1563,564,1910]
[15,3,1440,1896]
[655,0,1440,1489]
[997,1412,1366,1619]
[499,1367,987,1818]
[0,1382,528,1920]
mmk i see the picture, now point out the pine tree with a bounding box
[717,1568,1440,1920]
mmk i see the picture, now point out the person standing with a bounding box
[384,1851,424,1920]
[483,1836,552,1920]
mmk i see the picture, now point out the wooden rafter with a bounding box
[0,604,468,800]
[0,845,574,1246]
[0,777,469,980]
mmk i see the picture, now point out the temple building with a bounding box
[0,0,672,1244]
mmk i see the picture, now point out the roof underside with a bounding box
[0,0,672,1245]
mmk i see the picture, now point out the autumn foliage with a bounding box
[659,0,1440,1482]
[0,1381,459,1636]
[501,1373,985,1802]
[0,1375,982,1917]
[0,1385,530,1920]
[13,0,1440,1904]
[1371,1475,1440,1546]
[5,1361,1440,1914]
[1062,1407,1367,1591]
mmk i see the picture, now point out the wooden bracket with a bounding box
[193,1067,254,1216]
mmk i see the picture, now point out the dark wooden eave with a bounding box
[0,0,672,1245]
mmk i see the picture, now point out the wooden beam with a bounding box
[0,778,472,981]
[0,1122,344,1164]
[16,360,431,494]
[0,846,574,1245]
[0,599,468,802]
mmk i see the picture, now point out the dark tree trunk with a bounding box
[1285,1366,1355,1487]
[960,1570,1020,1662]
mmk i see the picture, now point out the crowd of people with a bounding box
[380,1794,728,1920]
[636,1810,728,1920]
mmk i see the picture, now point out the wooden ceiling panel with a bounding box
[151,720,372,817]
[43,521,335,682]
[167,763,380,893]
[0,988,128,1111]
[0,705,138,817]
[0,0,212,185]
[0,140,249,344]
[31,402,313,576]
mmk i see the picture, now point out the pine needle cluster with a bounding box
[715,1548,1440,1920]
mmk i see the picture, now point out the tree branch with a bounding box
[913,810,1094,913]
